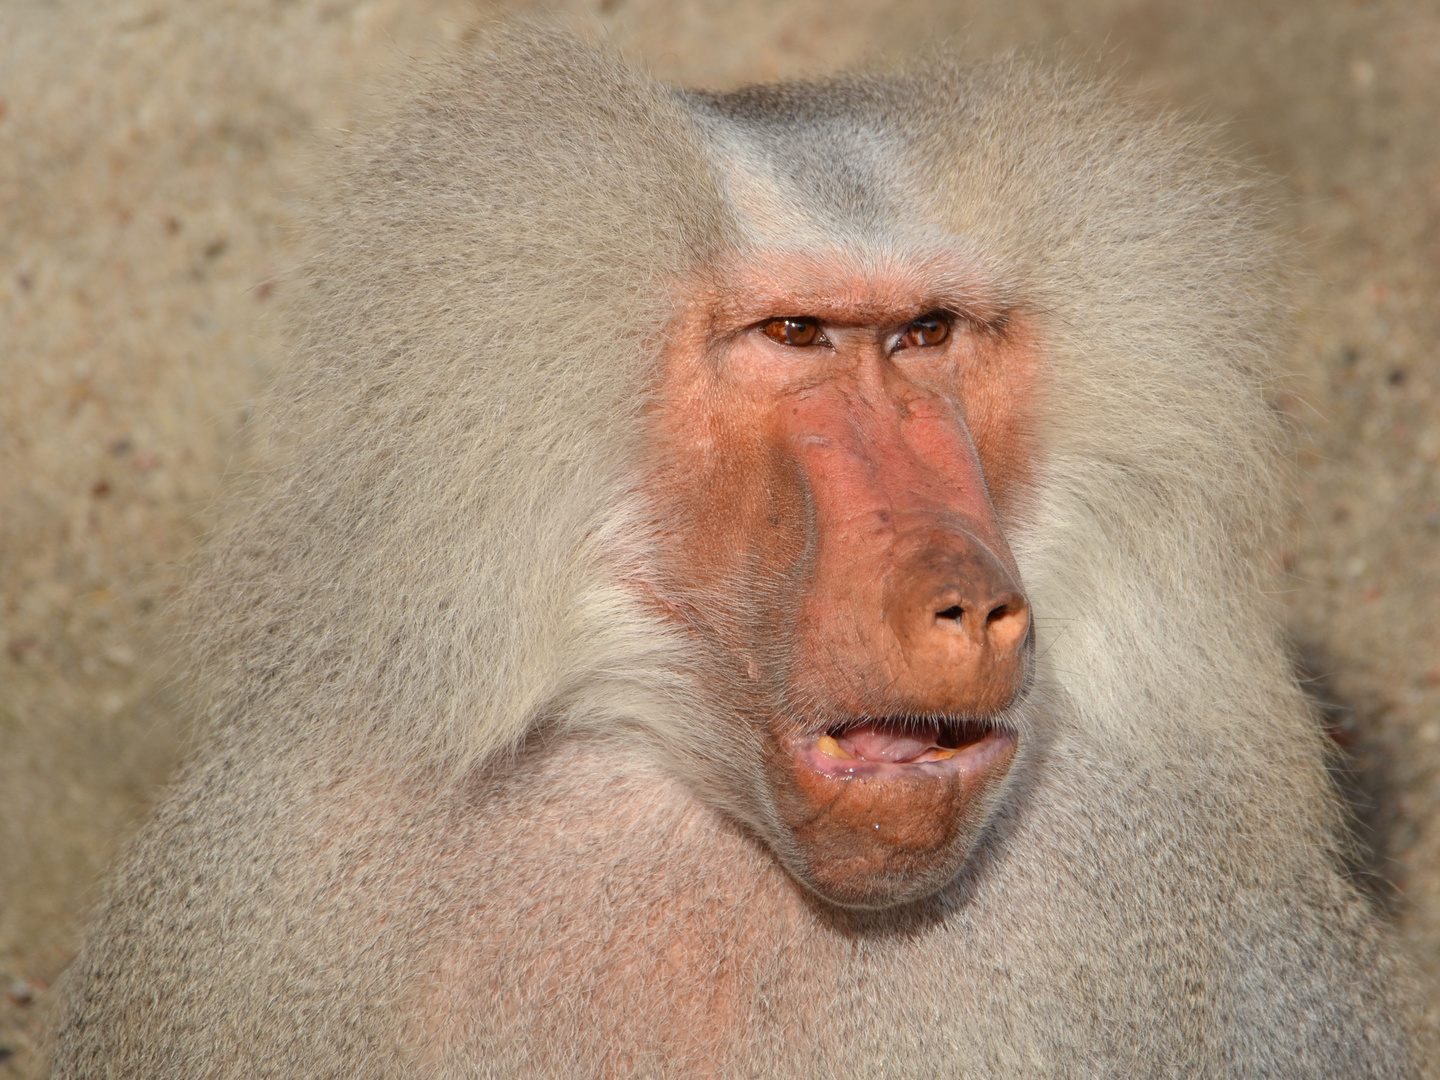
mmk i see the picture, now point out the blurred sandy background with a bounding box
[2,0,1437,1073]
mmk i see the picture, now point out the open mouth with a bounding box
[798,717,1012,779]
[777,714,1022,906]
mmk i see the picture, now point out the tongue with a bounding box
[836,722,943,763]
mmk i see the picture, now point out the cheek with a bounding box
[640,378,811,650]
[958,327,1041,523]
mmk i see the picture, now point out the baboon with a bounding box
[50,26,1420,1079]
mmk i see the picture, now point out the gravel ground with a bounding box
[2,1,1437,1074]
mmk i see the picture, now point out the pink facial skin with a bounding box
[641,247,1036,907]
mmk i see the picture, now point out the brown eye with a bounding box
[899,313,951,349]
[762,317,824,347]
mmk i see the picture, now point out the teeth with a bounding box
[816,734,857,760]
[925,748,958,760]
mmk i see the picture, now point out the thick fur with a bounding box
[50,27,1419,1078]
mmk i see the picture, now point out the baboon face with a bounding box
[642,247,1039,908]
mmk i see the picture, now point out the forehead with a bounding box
[678,83,924,249]
[676,83,1005,329]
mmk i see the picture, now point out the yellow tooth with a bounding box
[926,748,957,761]
[816,734,856,760]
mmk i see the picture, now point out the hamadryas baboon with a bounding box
[49,25,1421,1079]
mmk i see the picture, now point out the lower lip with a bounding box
[796,726,1018,781]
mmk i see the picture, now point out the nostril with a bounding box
[985,601,1031,651]
[936,604,963,622]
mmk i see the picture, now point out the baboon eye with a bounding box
[898,313,951,350]
[762,317,825,347]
